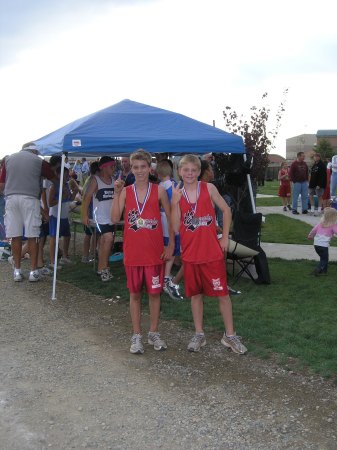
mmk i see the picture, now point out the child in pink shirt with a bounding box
[308,207,337,275]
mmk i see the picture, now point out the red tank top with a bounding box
[124,183,164,266]
[179,181,223,263]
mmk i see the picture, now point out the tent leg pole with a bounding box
[51,154,65,301]
[246,173,256,213]
[243,154,256,213]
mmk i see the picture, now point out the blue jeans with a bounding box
[330,172,337,197]
[292,182,309,212]
[314,245,329,273]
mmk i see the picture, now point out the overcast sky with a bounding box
[1,0,336,158]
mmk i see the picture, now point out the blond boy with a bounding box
[171,155,247,354]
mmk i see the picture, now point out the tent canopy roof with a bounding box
[34,99,245,157]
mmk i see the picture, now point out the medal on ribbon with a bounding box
[132,183,151,229]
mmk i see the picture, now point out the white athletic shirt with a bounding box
[92,175,115,225]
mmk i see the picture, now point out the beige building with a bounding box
[286,134,316,162]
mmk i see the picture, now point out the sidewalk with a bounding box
[256,205,337,261]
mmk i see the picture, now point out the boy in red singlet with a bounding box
[111,150,174,354]
[171,155,247,354]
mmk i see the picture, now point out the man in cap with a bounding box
[0,142,56,282]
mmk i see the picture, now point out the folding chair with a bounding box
[227,211,262,284]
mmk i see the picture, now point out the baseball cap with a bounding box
[21,142,40,154]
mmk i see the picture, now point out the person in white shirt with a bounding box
[330,154,337,197]
[81,158,90,184]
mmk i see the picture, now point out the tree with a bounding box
[219,90,288,183]
[314,138,334,162]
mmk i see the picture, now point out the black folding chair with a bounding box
[227,211,263,284]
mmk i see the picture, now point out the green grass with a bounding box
[58,257,337,381]
[261,214,312,245]
[256,196,282,207]
[256,180,279,196]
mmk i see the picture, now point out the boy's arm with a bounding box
[81,178,97,226]
[170,181,182,233]
[48,185,58,207]
[208,183,231,252]
[41,188,49,222]
[111,177,126,223]
[0,163,6,193]
[158,185,174,260]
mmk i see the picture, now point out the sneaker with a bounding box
[287,205,292,210]
[130,334,144,354]
[13,269,23,282]
[292,210,299,215]
[164,279,183,300]
[60,256,72,264]
[228,285,241,295]
[38,266,53,276]
[187,333,206,352]
[148,332,167,351]
[29,270,40,282]
[302,210,308,214]
[49,263,62,271]
[283,206,287,212]
[81,256,93,263]
[101,267,113,282]
[313,210,318,216]
[221,333,247,354]
[8,255,15,267]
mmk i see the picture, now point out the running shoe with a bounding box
[81,256,93,263]
[38,266,53,276]
[221,333,247,354]
[29,270,40,282]
[13,269,23,282]
[101,268,113,282]
[49,263,62,271]
[148,332,167,351]
[60,257,72,264]
[187,333,206,352]
[130,334,144,354]
[164,279,183,300]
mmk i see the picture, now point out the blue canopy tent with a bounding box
[33,99,253,300]
[34,99,245,157]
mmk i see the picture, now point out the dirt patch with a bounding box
[1,259,336,449]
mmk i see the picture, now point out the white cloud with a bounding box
[1,0,337,158]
